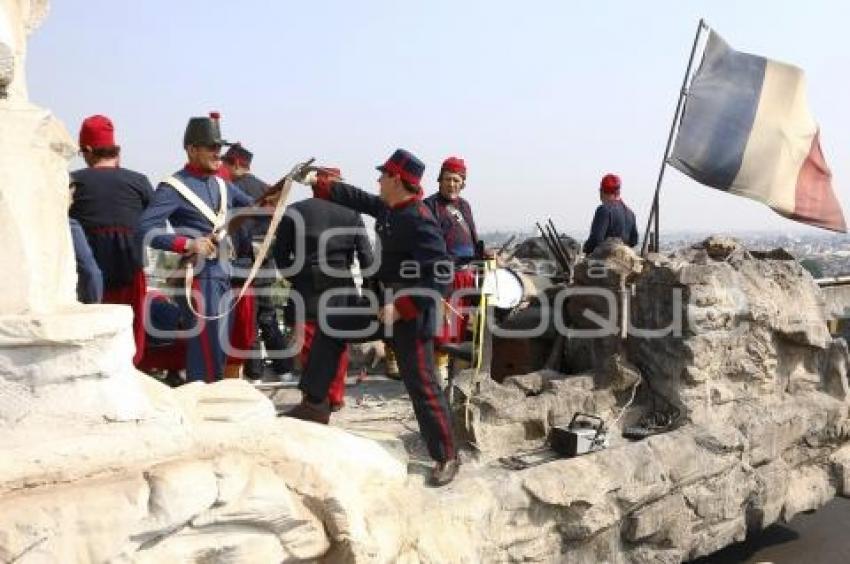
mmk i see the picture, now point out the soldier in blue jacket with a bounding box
[136,115,254,382]
[582,173,639,254]
[283,149,460,486]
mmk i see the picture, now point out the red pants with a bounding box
[225,288,257,367]
[299,321,348,406]
[435,268,476,346]
[103,269,147,365]
[137,287,257,377]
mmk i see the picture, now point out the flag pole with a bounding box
[640,18,708,256]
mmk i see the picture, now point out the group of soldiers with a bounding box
[67,111,638,486]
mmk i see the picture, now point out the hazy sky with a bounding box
[26,0,850,238]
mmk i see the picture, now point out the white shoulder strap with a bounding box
[162,175,226,229]
[213,176,227,226]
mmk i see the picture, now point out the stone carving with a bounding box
[0,0,76,314]
[0,0,154,428]
[0,0,49,100]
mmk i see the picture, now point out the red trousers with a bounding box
[137,287,256,377]
[103,269,147,365]
[225,288,257,367]
[435,268,476,346]
[299,321,348,406]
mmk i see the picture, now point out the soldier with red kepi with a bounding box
[582,173,639,254]
[70,115,154,365]
[283,148,460,487]
[423,156,481,385]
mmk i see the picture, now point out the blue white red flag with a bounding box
[669,30,845,232]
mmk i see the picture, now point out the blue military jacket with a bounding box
[318,181,450,337]
[582,200,639,254]
[423,193,479,264]
[136,167,253,279]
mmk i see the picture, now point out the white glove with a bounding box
[298,170,318,186]
[293,169,317,186]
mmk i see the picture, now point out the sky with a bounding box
[24,0,850,238]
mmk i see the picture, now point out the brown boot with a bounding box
[385,347,401,381]
[281,398,331,425]
[428,458,460,487]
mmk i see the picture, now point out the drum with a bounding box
[482,267,525,310]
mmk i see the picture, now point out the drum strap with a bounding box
[446,203,472,237]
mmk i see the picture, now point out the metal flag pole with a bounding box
[640,18,708,256]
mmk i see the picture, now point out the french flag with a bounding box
[669,30,846,233]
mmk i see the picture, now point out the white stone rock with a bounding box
[139,460,219,539]
[130,527,286,564]
[0,475,148,563]
[782,465,835,521]
[191,464,329,560]
[173,379,276,424]
[0,106,76,314]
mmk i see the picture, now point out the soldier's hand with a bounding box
[377,303,401,325]
[293,168,318,186]
[260,191,281,207]
[187,236,217,258]
[293,166,342,187]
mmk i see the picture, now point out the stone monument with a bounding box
[0,0,155,427]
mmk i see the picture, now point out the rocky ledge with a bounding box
[3,238,850,563]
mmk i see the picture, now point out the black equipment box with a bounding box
[550,413,609,457]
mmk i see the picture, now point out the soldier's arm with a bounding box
[464,200,478,248]
[139,175,155,208]
[582,205,610,254]
[135,184,192,254]
[313,179,385,218]
[229,182,254,208]
[628,213,639,247]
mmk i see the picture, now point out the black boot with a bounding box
[163,370,184,388]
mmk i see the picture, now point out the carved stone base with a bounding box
[0,305,162,426]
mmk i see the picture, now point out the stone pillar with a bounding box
[0,0,155,426]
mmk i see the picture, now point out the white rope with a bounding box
[183,177,293,320]
[180,158,312,321]
[608,377,641,428]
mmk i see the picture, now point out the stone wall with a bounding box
[453,237,850,561]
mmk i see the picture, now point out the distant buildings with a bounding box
[480,229,850,277]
